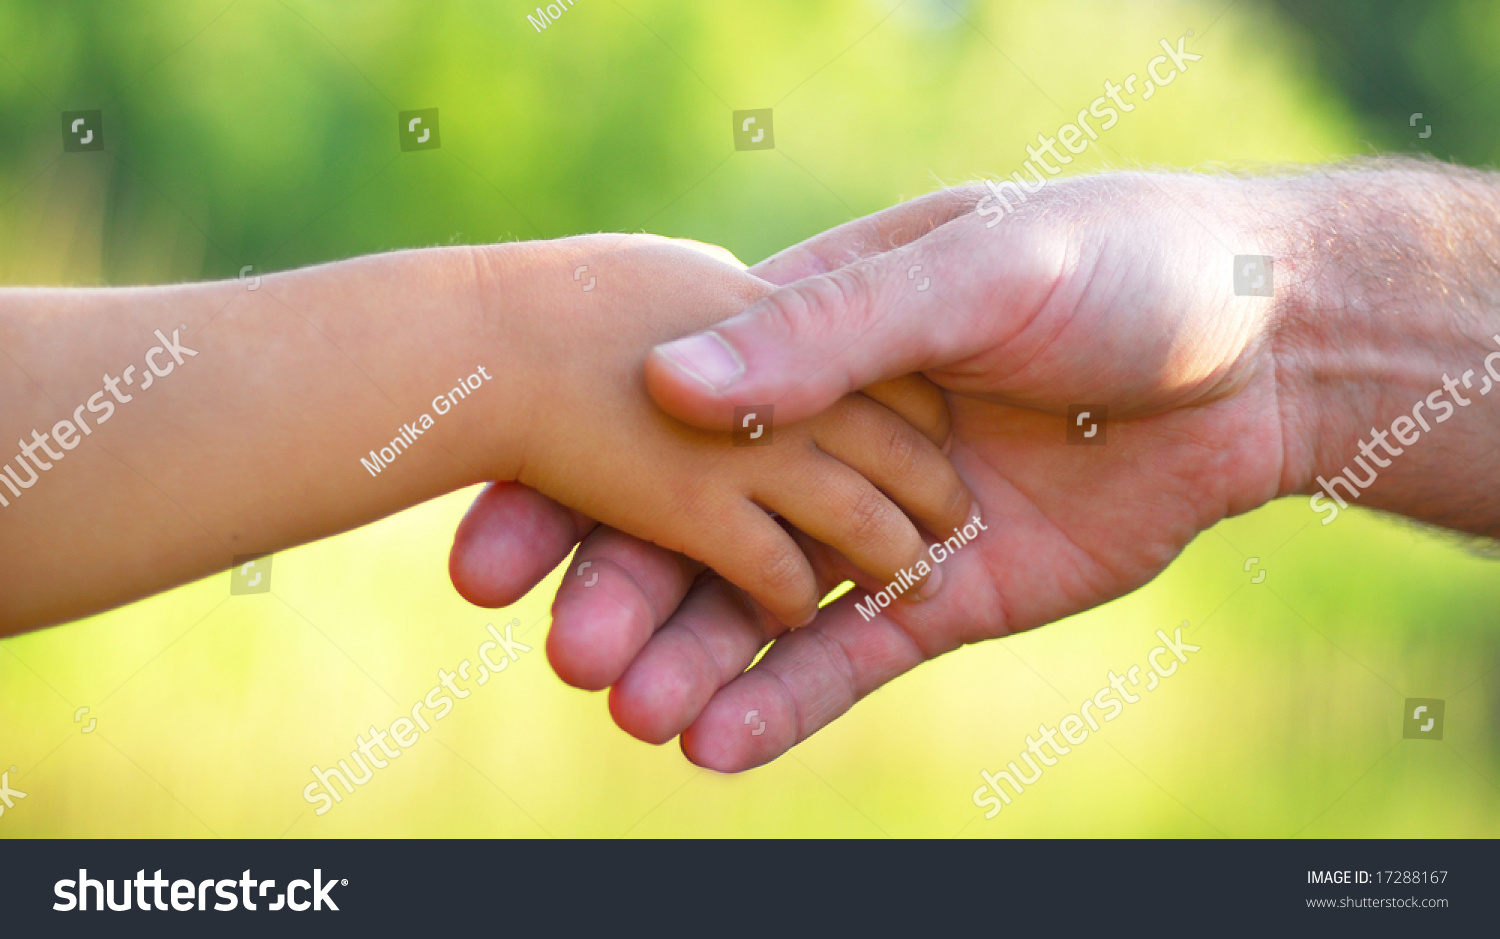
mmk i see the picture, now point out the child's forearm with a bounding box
[0,245,537,633]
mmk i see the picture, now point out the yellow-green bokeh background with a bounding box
[2,0,1498,837]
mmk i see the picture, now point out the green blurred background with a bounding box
[2,0,1498,837]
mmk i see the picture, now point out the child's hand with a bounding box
[488,235,973,627]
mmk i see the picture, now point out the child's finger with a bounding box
[682,501,822,627]
[786,523,873,602]
[811,394,974,540]
[859,373,952,447]
[761,457,934,599]
[548,526,702,691]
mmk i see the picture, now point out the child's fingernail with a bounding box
[916,560,943,601]
[797,610,818,628]
[655,330,744,392]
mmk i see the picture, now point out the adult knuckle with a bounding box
[763,269,871,342]
[806,629,861,707]
[757,285,822,341]
[822,267,875,330]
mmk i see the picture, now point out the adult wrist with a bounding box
[1268,165,1500,532]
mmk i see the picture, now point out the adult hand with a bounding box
[465,170,1440,771]
[546,172,1327,771]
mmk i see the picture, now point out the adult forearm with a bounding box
[0,245,535,633]
[1276,160,1500,536]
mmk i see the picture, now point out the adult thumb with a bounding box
[644,251,948,430]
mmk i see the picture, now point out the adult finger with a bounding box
[547,525,702,691]
[608,528,853,745]
[645,211,1069,429]
[448,481,593,608]
[749,186,985,286]
[679,593,941,772]
[608,575,784,744]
